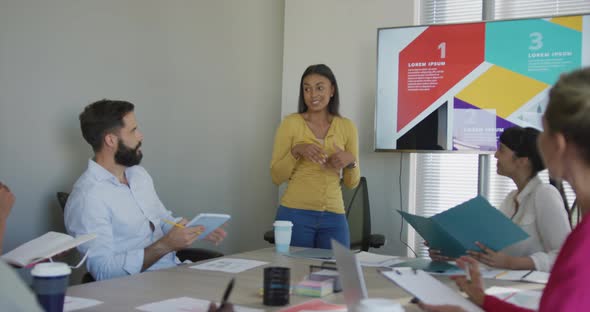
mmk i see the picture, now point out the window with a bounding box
[421,0,482,24]
[412,0,588,257]
[421,0,590,24]
[495,0,590,19]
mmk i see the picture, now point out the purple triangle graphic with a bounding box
[453,97,517,151]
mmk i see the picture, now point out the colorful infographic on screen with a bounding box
[376,15,590,151]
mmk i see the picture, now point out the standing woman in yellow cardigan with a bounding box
[270,64,360,249]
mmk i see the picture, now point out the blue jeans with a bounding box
[275,205,350,249]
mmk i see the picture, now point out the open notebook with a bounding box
[1,231,96,267]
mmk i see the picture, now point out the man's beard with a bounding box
[115,141,143,167]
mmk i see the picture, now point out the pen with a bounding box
[495,271,509,278]
[162,219,185,229]
[163,219,204,236]
[501,291,518,302]
[219,277,235,309]
[521,270,533,279]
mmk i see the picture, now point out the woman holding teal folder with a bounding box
[419,67,590,311]
[429,126,571,273]
[468,126,570,272]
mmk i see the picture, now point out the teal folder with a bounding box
[399,196,529,258]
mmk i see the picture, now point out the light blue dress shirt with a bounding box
[65,160,180,281]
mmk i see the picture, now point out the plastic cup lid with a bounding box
[31,262,71,277]
[273,220,293,227]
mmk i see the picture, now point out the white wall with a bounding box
[0,0,420,284]
[0,0,284,265]
[282,0,416,256]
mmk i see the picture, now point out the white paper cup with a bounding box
[273,220,293,253]
[31,262,71,312]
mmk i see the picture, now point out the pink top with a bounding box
[483,214,590,311]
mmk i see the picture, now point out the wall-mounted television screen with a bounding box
[375,14,590,152]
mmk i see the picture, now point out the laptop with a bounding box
[331,239,368,309]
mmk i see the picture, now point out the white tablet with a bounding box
[186,213,231,240]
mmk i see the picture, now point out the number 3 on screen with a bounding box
[529,32,543,50]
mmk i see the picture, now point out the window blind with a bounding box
[495,0,590,19]
[421,0,482,24]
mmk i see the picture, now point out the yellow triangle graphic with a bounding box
[456,66,548,119]
[550,16,582,32]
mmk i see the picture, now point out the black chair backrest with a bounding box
[570,199,581,227]
[342,177,371,251]
[57,192,69,211]
[55,191,96,283]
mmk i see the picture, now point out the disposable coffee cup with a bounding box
[263,266,290,306]
[357,298,405,312]
[273,220,293,253]
[31,262,71,312]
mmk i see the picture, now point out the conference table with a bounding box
[66,247,544,311]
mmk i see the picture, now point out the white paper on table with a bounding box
[494,270,548,284]
[137,297,264,312]
[381,268,484,312]
[479,269,507,279]
[523,271,549,284]
[485,286,542,310]
[190,258,267,273]
[63,296,103,311]
[325,251,403,267]
[494,270,531,281]
[355,252,401,267]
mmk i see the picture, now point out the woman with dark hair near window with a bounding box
[270,64,360,249]
[420,67,590,311]
[467,126,570,272]
[430,126,571,272]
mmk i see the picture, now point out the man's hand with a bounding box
[325,143,355,170]
[204,226,227,245]
[161,219,204,252]
[291,143,327,164]
[0,182,15,223]
[143,219,205,272]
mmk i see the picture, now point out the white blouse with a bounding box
[499,176,571,272]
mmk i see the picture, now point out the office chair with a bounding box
[343,177,385,251]
[569,199,580,228]
[263,177,386,251]
[56,192,224,283]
